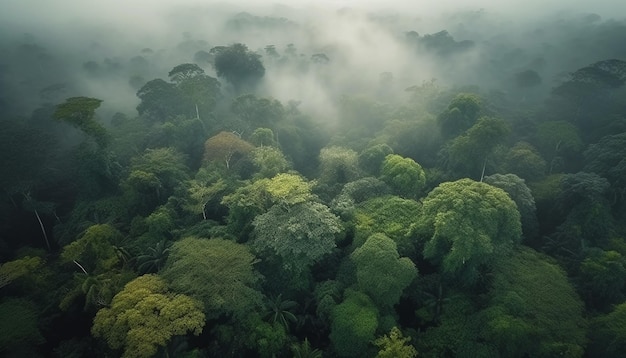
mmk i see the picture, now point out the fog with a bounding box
[1,0,625,120]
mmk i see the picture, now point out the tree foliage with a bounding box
[380,154,426,198]
[351,233,417,309]
[374,327,418,358]
[212,43,265,91]
[54,96,109,147]
[418,179,522,283]
[252,201,341,274]
[330,289,379,357]
[92,274,205,358]
[480,247,587,357]
[161,237,262,319]
[203,131,254,169]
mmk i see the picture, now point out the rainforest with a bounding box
[1,0,626,357]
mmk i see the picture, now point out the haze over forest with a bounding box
[1,0,626,357]
[2,0,625,118]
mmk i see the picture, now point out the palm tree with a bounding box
[291,338,322,358]
[136,240,170,274]
[264,293,298,331]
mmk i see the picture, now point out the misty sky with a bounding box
[1,0,624,119]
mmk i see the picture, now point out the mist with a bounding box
[1,0,624,120]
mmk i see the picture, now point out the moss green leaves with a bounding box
[380,154,426,198]
[161,237,262,318]
[91,274,205,358]
[418,179,522,282]
[351,234,417,309]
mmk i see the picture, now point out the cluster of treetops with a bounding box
[1,39,626,358]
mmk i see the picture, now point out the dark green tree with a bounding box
[212,43,265,91]
[437,93,482,138]
[483,174,538,240]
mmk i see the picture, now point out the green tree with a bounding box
[212,43,265,91]
[0,298,43,356]
[437,93,482,138]
[168,63,205,83]
[91,274,205,358]
[161,237,262,319]
[250,127,278,147]
[374,327,418,358]
[250,146,290,179]
[318,146,361,185]
[534,121,583,173]
[588,301,626,356]
[123,147,189,213]
[358,143,394,176]
[353,195,421,257]
[330,289,379,357]
[578,248,626,309]
[483,173,538,240]
[54,96,109,148]
[203,131,254,169]
[0,256,42,289]
[417,179,522,283]
[222,173,315,240]
[330,177,390,219]
[480,247,586,357]
[584,132,626,203]
[351,233,417,309]
[380,154,426,198]
[445,117,509,179]
[182,173,229,220]
[231,94,285,129]
[504,141,547,181]
[291,337,323,358]
[136,79,185,121]
[252,201,342,275]
[60,224,124,275]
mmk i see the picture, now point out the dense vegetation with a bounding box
[1,3,626,357]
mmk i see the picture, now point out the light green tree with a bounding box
[353,195,421,257]
[351,233,417,309]
[330,289,379,357]
[374,327,418,358]
[418,179,522,283]
[0,256,42,289]
[380,154,426,198]
[91,274,205,358]
[250,146,291,179]
[318,146,361,185]
[252,201,342,274]
[60,224,123,274]
[161,237,262,319]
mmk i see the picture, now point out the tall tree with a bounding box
[380,154,426,199]
[92,274,205,358]
[212,43,265,92]
[161,237,263,319]
[417,179,522,283]
[252,200,342,276]
[54,96,109,148]
[351,233,417,310]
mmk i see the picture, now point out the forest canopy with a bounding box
[1,1,625,357]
